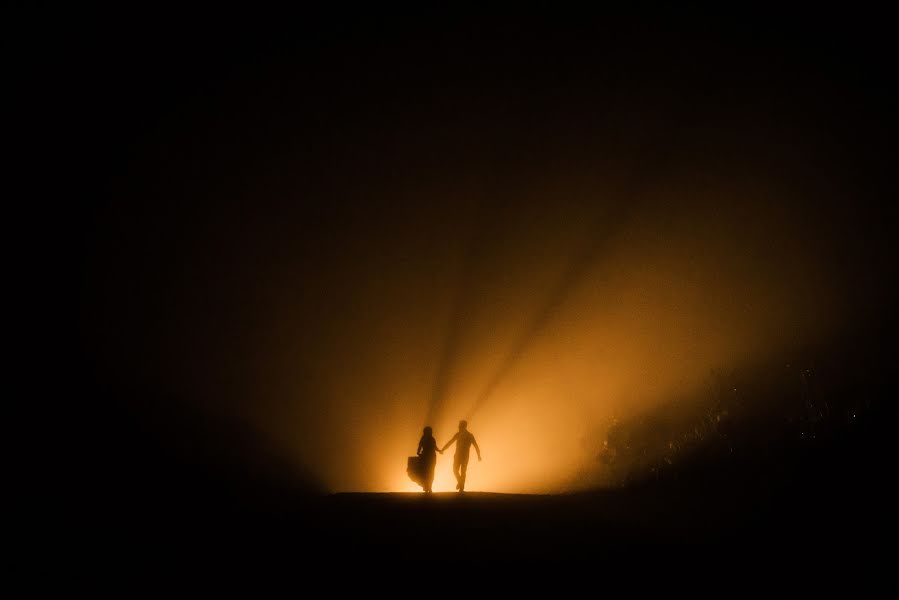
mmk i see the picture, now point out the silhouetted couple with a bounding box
[415,420,481,493]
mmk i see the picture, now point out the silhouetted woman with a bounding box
[416,426,441,493]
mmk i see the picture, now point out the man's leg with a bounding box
[453,454,462,489]
[459,457,468,491]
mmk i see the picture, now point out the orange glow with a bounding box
[247,169,847,494]
[75,20,895,509]
[105,122,861,496]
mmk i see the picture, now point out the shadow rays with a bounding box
[429,98,691,423]
[464,137,683,419]
[425,197,508,427]
[465,201,629,419]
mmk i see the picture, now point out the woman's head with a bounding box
[423,426,433,437]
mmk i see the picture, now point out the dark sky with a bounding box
[21,10,897,493]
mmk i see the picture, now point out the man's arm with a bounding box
[440,433,458,453]
[472,436,481,461]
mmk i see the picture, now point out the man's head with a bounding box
[459,420,468,431]
[423,426,432,436]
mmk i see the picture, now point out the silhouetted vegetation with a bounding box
[580,323,887,489]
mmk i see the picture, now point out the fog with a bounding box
[77,19,895,494]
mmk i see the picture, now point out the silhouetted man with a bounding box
[440,420,481,492]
